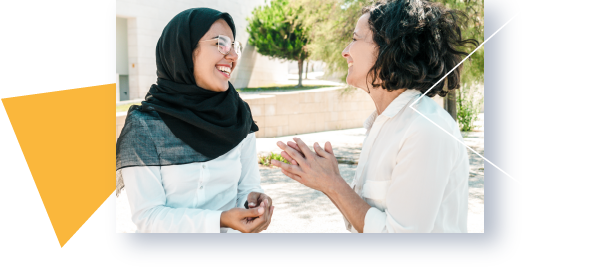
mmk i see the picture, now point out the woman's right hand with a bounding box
[219,202,274,233]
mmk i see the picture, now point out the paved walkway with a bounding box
[257,114,484,233]
[116,114,485,233]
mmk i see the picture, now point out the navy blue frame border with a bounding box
[105,0,522,267]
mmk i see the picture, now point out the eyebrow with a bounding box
[212,35,234,41]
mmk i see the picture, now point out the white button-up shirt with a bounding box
[121,133,263,233]
[346,90,469,233]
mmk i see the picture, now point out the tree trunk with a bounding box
[297,59,304,87]
[444,90,457,121]
[305,59,309,80]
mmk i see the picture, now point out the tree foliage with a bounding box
[247,0,310,86]
[293,0,368,83]
[438,0,484,86]
[295,0,483,86]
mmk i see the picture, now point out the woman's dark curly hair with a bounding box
[363,0,479,97]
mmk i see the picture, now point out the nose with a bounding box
[225,48,239,62]
[342,43,351,59]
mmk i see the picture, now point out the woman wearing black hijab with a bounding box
[116,8,274,233]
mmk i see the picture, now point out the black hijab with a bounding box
[116,8,258,196]
[141,7,258,158]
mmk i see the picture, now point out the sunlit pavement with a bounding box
[116,113,485,233]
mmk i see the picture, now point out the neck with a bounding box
[369,87,407,115]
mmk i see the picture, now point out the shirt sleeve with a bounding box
[122,166,223,233]
[362,117,458,233]
[235,132,265,208]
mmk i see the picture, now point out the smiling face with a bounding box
[342,13,378,92]
[192,18,238,92]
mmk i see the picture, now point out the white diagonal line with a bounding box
[412,108,518,183]
[409,14,520,183]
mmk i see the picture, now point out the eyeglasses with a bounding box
[199,35,242,55]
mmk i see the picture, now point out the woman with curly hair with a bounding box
[272,0,478,233]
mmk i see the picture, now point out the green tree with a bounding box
[247,0,310,87]
[438,0,484,126]
[296,0,483,86]
[438,0,484,86]
[294,0,368,83]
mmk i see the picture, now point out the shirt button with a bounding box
[202,164,206,168]
[199,185,203,189]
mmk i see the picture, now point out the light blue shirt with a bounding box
[122,133,263,233]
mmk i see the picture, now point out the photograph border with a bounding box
[104,0,522,267]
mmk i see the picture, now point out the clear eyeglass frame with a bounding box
[199,35,242,55]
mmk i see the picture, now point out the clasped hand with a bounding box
[271,138,343,194]
[220,192,274,233]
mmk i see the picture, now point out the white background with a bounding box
[0,0,599,274]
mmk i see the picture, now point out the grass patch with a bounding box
[258,152,290,167]
[238,84,335,93]
[258,152,357,167]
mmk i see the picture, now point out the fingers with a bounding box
[291,140,334,156]
[277,141,307,167]
[271,158,303,175]
[285,141,301,165]
[287,141,304,157]
[313,142,330,158]
[263,206,274,231]
[261,203,273,232]
[249,202,269,233]
[257,195,273,228]
[246,192,259,208]
[243,204,265,218]
[324,141,334,155]
[280,151,298,165]
[258,193,272,209]
[293,138,315,160]
[281,168,303,183]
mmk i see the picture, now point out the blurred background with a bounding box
[116,0,483,122]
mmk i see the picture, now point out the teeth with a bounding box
[348,63,353,67]
[216,66,231,74]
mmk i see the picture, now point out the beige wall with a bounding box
[244,87,376,138]
[116,87,446,140]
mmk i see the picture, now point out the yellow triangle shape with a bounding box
[2,84,115,247]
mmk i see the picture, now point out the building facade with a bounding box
[116,0,288,102]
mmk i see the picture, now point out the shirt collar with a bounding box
[363,110,378,130]
[380,89,421,118]
[363,89,422,130]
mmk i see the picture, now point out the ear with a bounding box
[192,43,201,62]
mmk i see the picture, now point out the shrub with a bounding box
[456,83,483,132]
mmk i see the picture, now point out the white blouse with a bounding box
[346,90,469,233]
[121,133,264,233]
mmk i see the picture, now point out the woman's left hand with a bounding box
[244,192,274,230]
[272,138,343,194]
[247,192,272,210]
